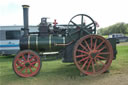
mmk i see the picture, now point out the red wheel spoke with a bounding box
[16,64,22,68]
[21,54,26,61]
[84,40,91,51]
[25,67,28,74]
[94,38,97,50]
[78,56,89,63]
[98,46,106,52]
[80,43,88,51]
[96,40,105,50]
[96,58,105,65]
[27,52,30,61]
[20,66,26,73]
[81,59,88,69]
[30,56,36,62]
[94,58,99,68]
[76,54,86,58]
[17,59,25,64]
[91,36,93,49]
[86,58,92,72]
[99,52,110,55]
[77,49,88,54]
[31,61,38,65]
[97,55,107,60]
[16,64,20,68]
[92,60,95,73]
[31,64,37,69]
[16,62,24,67]
[29,67,33,73]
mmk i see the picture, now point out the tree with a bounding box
[97,22,128,35]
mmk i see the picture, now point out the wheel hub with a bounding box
[91,52,98,58]
[89,50,99,58]
[25,62,30,67]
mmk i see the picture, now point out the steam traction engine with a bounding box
[13,5,117,77]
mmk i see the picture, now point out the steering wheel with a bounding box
[67,14,96,40]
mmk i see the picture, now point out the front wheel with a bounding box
[13,50,42,77]
[73,35,113,75]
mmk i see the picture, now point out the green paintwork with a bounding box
[107,38,117,59]
[28,35,65,52]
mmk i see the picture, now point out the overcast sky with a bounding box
[0,0,128,28]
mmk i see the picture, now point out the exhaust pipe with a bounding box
[22,5,29,36]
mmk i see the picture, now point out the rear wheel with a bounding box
[13,50,42,77]
[73,35,113,75]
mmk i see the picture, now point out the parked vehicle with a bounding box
[0,26,38,55]
[108,33,128,42]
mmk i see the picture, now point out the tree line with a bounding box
[97,22,128,35]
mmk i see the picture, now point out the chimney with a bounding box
[22,5,29,36]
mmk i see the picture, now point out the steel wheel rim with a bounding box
[67,14,96,41]
[73,35,113,75]
[68,14,96,33]
[13,50,41,77]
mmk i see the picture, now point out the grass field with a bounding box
[0,43,128,85]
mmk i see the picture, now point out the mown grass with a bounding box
[0,43,128,85]
[110,45,128,73]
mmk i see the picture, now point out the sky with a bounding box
[0,0,128,28]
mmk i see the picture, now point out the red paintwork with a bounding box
[13,50,41,77]
[73,35,113,75]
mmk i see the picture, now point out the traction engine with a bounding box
[12,5,117,77]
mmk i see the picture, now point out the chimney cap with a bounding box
[22,5,30,8]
